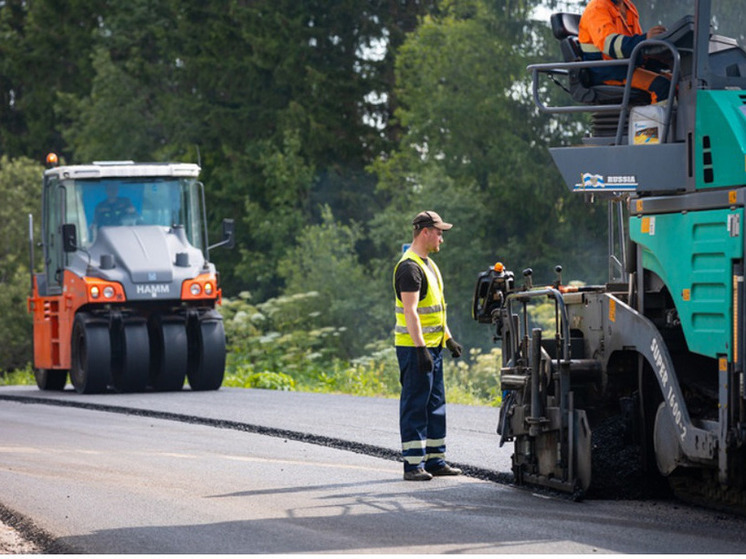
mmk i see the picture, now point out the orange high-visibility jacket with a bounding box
[578,0,644,61]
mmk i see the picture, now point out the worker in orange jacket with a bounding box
[579,0,670,103]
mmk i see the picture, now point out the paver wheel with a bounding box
[187,310,226,391]
[70,313,111,394]
[149,314,187,392]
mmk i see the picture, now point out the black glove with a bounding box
[446,338,463,359]
[415,346,434,374]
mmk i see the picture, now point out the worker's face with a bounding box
[423,227,444,253]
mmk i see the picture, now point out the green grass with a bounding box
[3,349,502,406]
[0,364,34,386]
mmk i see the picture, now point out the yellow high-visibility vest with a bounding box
[393,249,447,347]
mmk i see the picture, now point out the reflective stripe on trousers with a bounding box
[397,345,447,472]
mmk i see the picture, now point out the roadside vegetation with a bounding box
[2,291,504,405]
[0,365,34,387]
[220,291,504,405]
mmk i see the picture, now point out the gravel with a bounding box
[0,505,67,554]
[0,519,39,554]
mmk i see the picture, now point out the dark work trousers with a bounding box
[396,346,447,472]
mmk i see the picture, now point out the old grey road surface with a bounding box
[1,386,746,553]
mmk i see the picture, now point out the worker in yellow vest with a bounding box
[394,211,463,481]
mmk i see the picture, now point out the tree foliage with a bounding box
[278,205,389,356]
[0,156,43,371]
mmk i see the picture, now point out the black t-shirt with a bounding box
[395,258,429,301]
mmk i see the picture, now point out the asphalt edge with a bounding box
[0,502,77,554]
[0,393,516,487]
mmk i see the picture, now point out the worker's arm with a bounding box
[401,291,426,347]
[582,4,647,60]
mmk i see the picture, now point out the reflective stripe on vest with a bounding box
[393,249,447,347]
[578,0,642,61]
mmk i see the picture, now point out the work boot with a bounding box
[403,468,433,481]
[426,463,462,476]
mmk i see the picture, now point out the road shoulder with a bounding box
[0,519,39,554]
